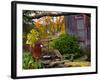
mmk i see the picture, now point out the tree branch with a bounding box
[24,12,67,19]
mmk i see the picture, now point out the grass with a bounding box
[64,60,90,67]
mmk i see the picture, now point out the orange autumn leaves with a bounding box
[33,16,65,38]
[34,20,41,28]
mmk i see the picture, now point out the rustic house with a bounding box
[64,14,91,48]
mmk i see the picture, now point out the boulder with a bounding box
[40,48,64,68]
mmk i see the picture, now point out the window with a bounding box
[77,19,84,30]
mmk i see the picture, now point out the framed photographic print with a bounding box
[11,1,98,79]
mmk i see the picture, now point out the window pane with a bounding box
[77,19,84,29]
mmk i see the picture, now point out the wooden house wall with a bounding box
[64,14,90,48]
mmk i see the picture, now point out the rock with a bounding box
[40,48,63,61]
[49,61,65,68]
[40,48,64,68]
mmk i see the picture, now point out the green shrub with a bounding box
[80,45,91,61]
[23,51,44,69]
[52,33,81,59]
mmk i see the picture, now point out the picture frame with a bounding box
[11,1,98,79]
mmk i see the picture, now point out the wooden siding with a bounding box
[64,14,90,48]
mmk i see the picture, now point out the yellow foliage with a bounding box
[26,29,39,46]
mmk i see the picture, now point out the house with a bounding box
[64,14,91,48]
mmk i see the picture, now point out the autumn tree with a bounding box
[23,10,66,50]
